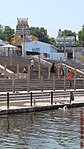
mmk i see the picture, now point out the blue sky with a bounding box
[0,0,84,38]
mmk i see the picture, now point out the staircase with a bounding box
[0,56,84,92]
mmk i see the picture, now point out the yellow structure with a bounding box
[11,34,38,45]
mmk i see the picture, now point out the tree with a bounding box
[78,25,84,45]
[0,24,4,40]
[0,24,56,46]
[29,27,50,43]
[50,37,56,46]
[3,26,15,42]
[0,25,15,42]
[61,30,76,41]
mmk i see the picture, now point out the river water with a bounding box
[0,107,82,149]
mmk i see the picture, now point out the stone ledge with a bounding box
[0,102,84,115]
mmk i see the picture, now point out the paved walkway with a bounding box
[0,90,84,111]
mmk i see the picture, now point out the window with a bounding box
[32,48,40,52]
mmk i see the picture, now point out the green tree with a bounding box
[29,27,50,43]
[78,25,84,45]
[0,25,15,42]
[61,30,76,41]
[3,26,15,42]
[50,37,56,46]
[0,24,4,40]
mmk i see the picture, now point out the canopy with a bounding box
[2,44,16,48]
[2,43,18,56]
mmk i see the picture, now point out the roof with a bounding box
[25,40,58,50]
[2,44,17,48]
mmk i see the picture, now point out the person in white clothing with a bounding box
[30,58,34,67]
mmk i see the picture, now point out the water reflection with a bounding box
[0,108,82,149]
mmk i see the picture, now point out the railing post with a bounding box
[53,75,55,91]
[28,64,30,80]
[51,91,53,105]
[60,57,62,65]
[17,64,19,79]
[7,92,9,110]
[4,62,7,79]
[27,64,30,92]
[38,54,41,79]
[41,75,43,92]
[27,77,30,92]
[30,92,32,106]
[10,54,12,66]
[48,67,50,79]
[58,64,60,78]
[74,67,76,90]
[64,76,66,91]
[12,73,15,93]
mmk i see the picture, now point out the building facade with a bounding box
[25,41,64,61]
[56,29,84,62]
[56,29,75,47]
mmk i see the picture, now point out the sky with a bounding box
[0,0,84,38]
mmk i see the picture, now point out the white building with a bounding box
[25,41,64,61]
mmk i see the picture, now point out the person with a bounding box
[60,67,64,77]
[63,65,67,77]
[30,58,34,67]
[22,66,27,73]
[70,91,74,103]
[50,62,56,73]
[67,69,72,89]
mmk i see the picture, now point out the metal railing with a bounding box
[0,90,84,110]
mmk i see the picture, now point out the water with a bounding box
[0,107,82,149]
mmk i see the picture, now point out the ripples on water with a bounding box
[0,107,82,149]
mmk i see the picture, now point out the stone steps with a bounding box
[0,78,83,92]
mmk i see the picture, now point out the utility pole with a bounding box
[22,25,25,57]
[64,34,66,61]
